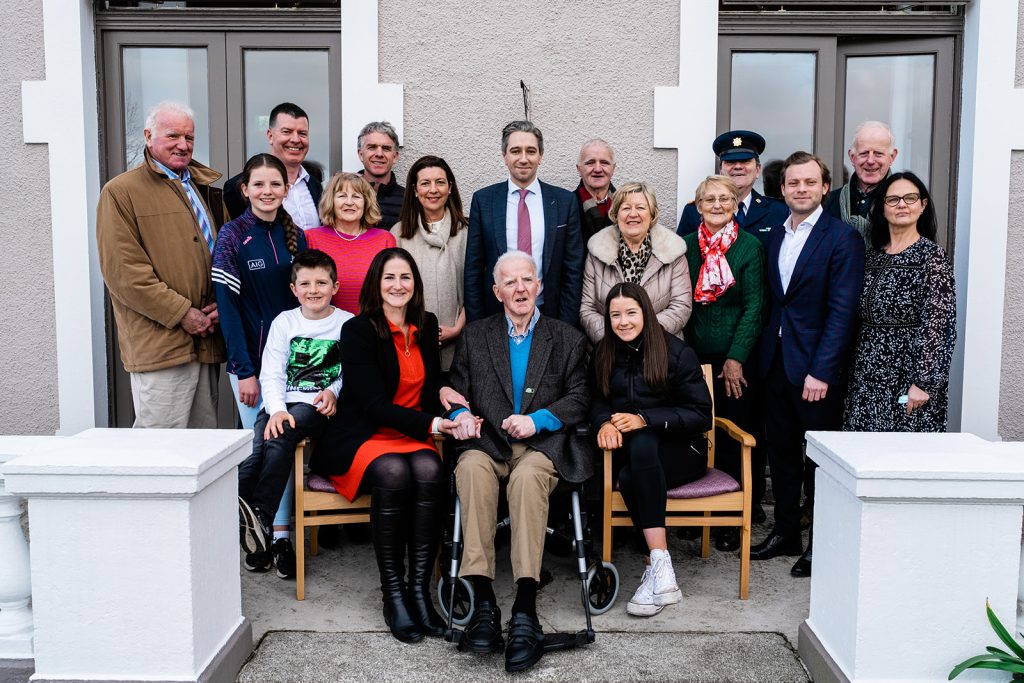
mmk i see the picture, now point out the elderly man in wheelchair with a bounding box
[441,250,594,673]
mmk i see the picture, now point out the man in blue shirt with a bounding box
[443,251,590,673]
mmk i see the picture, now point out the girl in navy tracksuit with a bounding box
[212,152,307,577]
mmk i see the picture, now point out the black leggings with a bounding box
[617,430,706,532]
[360,450,444,494]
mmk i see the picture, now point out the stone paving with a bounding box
[239,517,812,682]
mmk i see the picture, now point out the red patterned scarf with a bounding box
[694,221,739,303]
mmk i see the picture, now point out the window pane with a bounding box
[122,47,209,169]
[731,52,816,194]
[243,50,331,175]
[843,54,934,187]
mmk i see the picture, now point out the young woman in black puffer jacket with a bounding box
[589,282,712,618]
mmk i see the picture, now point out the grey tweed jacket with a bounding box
[448,312,594,484]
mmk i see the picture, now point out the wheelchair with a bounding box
[435,443,620,651]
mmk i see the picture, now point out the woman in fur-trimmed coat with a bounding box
[579,181,692,344]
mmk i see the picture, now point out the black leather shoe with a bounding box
[791,547,812,577]
[752,503,767,525]
[505,612,545,673]
[459,598,503,654]
[714,528,740,552]
[749,533,802,560]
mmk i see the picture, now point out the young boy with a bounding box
[237,249,352,577]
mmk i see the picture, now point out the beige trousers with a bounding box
[130,362,219,429]
[455,443,558,582]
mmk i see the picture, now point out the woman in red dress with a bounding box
[315,248,462,643]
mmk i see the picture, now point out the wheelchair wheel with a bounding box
[586,561,620,615]
[436,576,475,627]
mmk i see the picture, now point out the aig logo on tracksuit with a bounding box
[248,259,266,270]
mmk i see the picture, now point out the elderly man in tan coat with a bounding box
[579,181,692,344]
[96,101,227,428]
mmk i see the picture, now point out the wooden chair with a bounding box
[292,438,371,601]
[600,364,755,599]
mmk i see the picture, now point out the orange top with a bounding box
[330,319,439,501]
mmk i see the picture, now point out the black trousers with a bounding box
[762,348,843,539]
[617,430,707,535]
[238,403,328,520]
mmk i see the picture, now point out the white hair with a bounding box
[578,138,616,164]
[493,250,538,285]
[144,101,196,136]
[850,121,895,152]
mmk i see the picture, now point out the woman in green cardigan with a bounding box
[682,175,765,552]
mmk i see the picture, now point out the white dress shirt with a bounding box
[779,204,822,294]
[505,177,545,260]
[283,164,320,231]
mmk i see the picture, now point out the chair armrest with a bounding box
[714,417,756,448]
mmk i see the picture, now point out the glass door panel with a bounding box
[242,49,331,175]
[730,52,817,194]
[121,47,210,169]
[842,54,935,186]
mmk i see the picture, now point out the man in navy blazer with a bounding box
[464,121,584,324]
[751,151,865,577]
[676,129,789,246]
[223,102,323,230]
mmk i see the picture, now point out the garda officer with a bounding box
[676,130,789,245]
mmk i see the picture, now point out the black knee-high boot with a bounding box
[407,480,445,637]
[371,487,424,643]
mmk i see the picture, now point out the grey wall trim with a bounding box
[720,11,963,35]
[798,620,851,683]
[94,8,340,31]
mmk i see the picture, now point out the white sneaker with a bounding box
[649,549,682,605]
[626,567,664,617]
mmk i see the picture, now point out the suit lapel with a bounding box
[786,214,828,300]
[540,181,556,278]
[742,191,768,229]
[491,184,507,256]
[485,315,514,407]
[520,316,552,414]
[766,226,785,300]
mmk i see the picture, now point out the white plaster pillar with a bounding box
[798,432,1024,682]
[0,428,253,683]
[0,439,47,668]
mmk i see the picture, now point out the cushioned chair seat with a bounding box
[666,468,740,499]
[305,473,336,493]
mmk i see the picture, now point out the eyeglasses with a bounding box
[700,195,735,206]
[882,193,921,207]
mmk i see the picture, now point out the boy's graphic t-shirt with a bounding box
[286,337,341,393]
[259,306,353,415]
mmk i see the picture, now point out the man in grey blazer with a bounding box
[444,251,591,673]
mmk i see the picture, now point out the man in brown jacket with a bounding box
[97,101,227,428]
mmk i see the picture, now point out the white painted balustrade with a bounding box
[799,431,1024,682]
[0,428,253,683]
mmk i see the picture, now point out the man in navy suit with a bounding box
[750,151,865,578]
[676,130,789,245]
[464,121,584,324]
[223,102,323,230]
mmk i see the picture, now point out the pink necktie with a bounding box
[517,188,532,254]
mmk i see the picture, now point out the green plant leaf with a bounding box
[986,646,1023,661]
[971,661,1024,673]
[987,600,1024,659]
[950,654,1004,679]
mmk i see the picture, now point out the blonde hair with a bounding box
[318,172,383,228]
[694,175,740,205]
[608,182,660,227]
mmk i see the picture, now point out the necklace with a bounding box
[333,225,364,241]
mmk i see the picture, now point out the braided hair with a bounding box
[240,153,300,254]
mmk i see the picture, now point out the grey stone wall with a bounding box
[1001,3,1024,440]
[1001,151,1024,440]
[378,0,681,224]
[0,0,58,434]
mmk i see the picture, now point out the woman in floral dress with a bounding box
[843,172,956,432]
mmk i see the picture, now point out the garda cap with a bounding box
[713,130,766,162]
